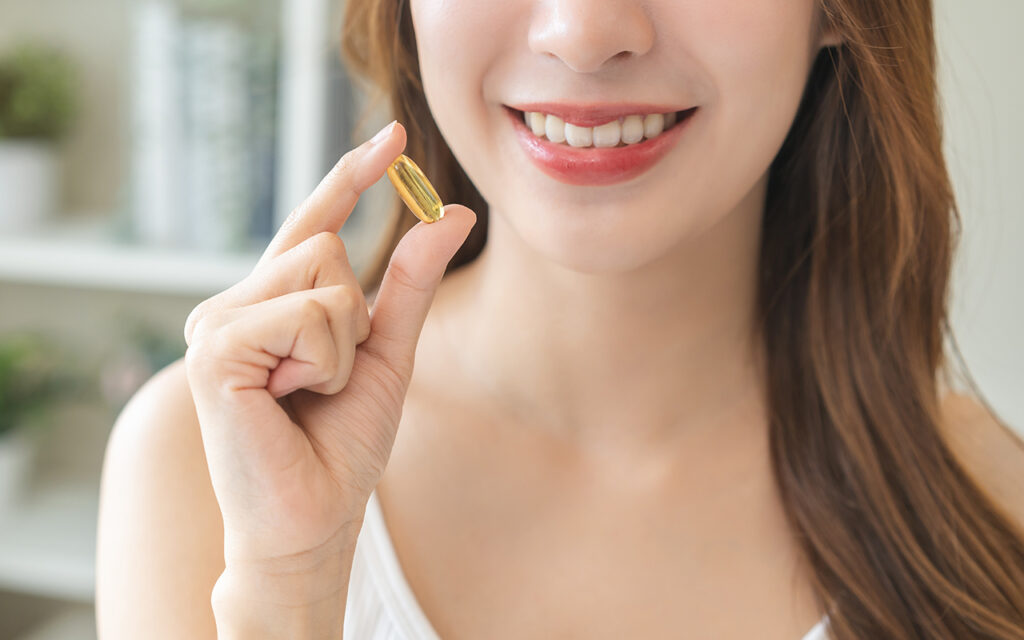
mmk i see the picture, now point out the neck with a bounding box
[436,177,770,458]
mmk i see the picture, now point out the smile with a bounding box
[520,109,686,148]
[504,103,697,186]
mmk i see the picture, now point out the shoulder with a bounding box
[96,357,222,639]
[938,391,1024,534]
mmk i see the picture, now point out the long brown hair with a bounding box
[341,0,1024,637]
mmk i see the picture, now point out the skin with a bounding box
[382,1,836,635]
[409,0,831,446]
[95,1,1024,638]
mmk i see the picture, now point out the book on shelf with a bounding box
[129,0,281,254]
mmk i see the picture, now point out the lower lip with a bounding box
[506,106,697,186]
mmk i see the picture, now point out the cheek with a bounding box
[411,3,500,113]
[410,0,504,169]
[640,0,818,234]
[687,1,819,174]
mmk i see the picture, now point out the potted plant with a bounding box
[0,43,77,232]
[0,333,71,511]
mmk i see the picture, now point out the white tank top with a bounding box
[344,490,831,640]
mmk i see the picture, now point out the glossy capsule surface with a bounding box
[386,154,445,224]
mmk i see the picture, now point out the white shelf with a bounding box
[0,476,98,603]
[0,230,261,297]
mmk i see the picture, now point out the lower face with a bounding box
[410,0,825,275]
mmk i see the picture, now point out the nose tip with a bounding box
[528,0,655,74]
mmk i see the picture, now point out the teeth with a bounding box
[545,114,566,143]
[592,120,621,148]
[521,110,682,148]
[528,111,546,136]
[565,122,592,147]
[643,113,664,139]
[621,115,644,144]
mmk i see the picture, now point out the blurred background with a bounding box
[0,0,1020,637]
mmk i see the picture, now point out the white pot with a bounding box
[0,428,37,512]
[0,140,60,232]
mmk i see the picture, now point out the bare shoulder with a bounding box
[939,391,1024,533]
[96,356,223,639]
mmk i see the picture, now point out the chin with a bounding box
[498,201,694,276]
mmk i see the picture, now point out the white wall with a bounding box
[935,0,1024,431]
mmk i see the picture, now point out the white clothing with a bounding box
[344,490,830,639]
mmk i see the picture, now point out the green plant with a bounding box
[0,43,77,140]
[0,333,83,437]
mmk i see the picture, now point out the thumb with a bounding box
[359,204,477,383]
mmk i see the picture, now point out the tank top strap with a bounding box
[353,489,443,639]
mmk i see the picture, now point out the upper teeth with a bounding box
[524,111,678,148]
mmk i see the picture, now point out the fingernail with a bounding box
[370,120,397,145]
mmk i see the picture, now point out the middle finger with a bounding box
[185,231,365,346]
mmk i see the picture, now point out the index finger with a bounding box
[259,120,407,266]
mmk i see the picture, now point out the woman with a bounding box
[96,0,1024,638]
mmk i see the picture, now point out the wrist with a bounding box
[212,567,350,640]
[222,514,365,569]
[213,522,363,639]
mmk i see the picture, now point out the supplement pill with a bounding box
[386,154,445,224]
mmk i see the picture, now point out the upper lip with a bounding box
[505,102,693,128]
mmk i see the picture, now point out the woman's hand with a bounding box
[182,120,476,569]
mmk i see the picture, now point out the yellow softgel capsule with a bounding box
[386,153,445,224]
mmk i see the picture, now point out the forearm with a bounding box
[211,532,360,640]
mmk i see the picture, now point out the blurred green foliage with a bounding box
[0,43,77,140]
[0,333,88,437]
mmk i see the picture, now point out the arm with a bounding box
[96,358,362,639]
[96,357,224,638]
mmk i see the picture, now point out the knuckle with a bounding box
[186,311,216,348]
[307,235,351,288]
[184,279,254,344]
[183,323,223,383]
[183,347,217,391]
[322,153,360,200]
[311,231,349,260]
[317,366,353,396]
[184,301,209,343]
[307,355,340,395]
[331,148,358,181]
[185,311,232,359]
[277,206,306,240]
[329,284,360,311]
[385,259,430,295]
[183,340,204,374]
[298,296,326,322]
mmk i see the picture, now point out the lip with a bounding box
[505,105,697,187]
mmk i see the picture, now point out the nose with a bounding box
[528,0,655,73]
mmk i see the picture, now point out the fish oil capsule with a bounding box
[386,154,445,224]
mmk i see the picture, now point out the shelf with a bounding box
[0,229,262,297]
[0,476,98,604]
